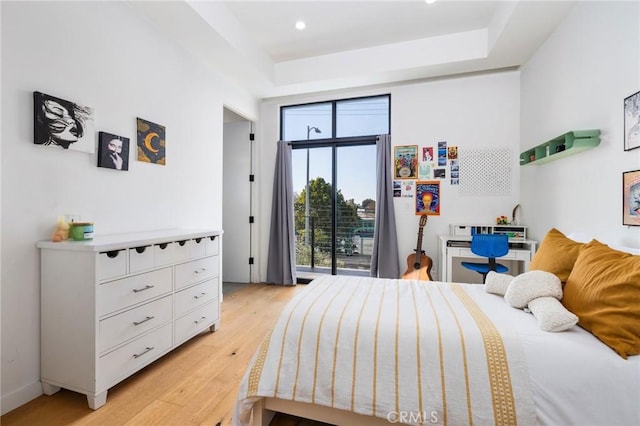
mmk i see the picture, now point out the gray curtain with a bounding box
[370,134,400,278]
[266,141,296,285]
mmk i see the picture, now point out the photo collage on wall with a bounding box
[392,140,461,215]
[33,91,167,171]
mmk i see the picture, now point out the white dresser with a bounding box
[37,228,223,409]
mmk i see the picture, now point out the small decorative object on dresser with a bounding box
[37,228,223,409]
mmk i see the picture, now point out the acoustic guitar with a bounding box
[402,215,433,281]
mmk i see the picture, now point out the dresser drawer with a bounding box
[99,295,172,353]
[98,250,127,281]
[153,242,175,267]
[174,256,219,290]
[174,300,218,346]
[189,237,207,259]
[175,278,219,317]
[174,240,190,262]
[98,268,172,316]
[129,245,154,273]
[98,322,172,390]
[205,235,219,256]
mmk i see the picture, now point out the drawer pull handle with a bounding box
[194,268,207,274]
[105,250,120,258]
[133,316,155,326]
[133,346,154,359]
[194,316,207,324]
[133,285,154,293]
[193,292,207,299]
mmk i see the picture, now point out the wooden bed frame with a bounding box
[252,398,393,426]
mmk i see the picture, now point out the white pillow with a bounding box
[528,297,578,332]
[504,270,562,309]
[484,271,513,296]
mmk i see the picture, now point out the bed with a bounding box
[234,234,640,426]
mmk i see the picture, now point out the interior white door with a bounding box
[223,120,251,283]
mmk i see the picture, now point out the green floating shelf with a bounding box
[520,129,601,166]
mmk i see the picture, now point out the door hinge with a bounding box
[249,216,254,223]
[249,257,254,265]
[249,174,255,182]
[249,133,255,141]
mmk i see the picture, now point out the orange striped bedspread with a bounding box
[234,275,537,426]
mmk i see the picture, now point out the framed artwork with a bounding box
[623,169,640,226]
[98,132,129,171]
[624,90,640,151]
[33,91,95,153]
[137,117,166,165]
[393,145,418,179]
[415,180,440,216]
[422,147,433,162]
[437,141,447,166]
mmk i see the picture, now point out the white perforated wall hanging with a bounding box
[458,147,512,196]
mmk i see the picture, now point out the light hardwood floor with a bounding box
[1,283,318,426]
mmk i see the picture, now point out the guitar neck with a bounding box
[415,228,424,254]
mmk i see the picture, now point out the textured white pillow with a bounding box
[504,270,562,309]
[528,297,578,332]
[484,271,514,296]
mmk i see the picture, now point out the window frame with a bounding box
[279,94,391,143]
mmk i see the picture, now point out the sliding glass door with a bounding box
[292,143,376,281]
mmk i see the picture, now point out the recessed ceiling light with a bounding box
[425,0,437,4]
[295,21,306,30]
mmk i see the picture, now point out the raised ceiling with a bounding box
[127,0,576,99]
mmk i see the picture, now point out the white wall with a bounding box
[520,1,640,247]
[257,71,521,281]
[0,1,258,413]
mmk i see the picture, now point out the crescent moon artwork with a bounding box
[144,132,160,153]
[136,118,166,165]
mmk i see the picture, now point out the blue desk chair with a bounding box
[461,234,509,283]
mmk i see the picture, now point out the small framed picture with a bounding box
[98,132,130,171]
[394,145,418,179]
[623,169,640,226]
[33,91,95,153]
[624,90,640,151]
[137,117,166,165]
[415,180,440,216]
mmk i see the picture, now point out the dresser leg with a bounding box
[87,391,108,410]
[42,382,60,396]
[209,320,219,332]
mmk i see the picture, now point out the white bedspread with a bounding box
[234,276,541,426]
[477,280,640,426]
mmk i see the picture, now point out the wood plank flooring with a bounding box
[1,283,325,426]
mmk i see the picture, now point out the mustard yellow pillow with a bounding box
[529,228,584,282]
[562,240,640,358]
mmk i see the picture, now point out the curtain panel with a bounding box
[266,141,296,285]
[370,134,400,278]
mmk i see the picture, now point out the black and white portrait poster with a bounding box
[98,132,129,171]
[33,91,95,153]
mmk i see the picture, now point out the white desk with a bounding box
[438,234,537,282]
